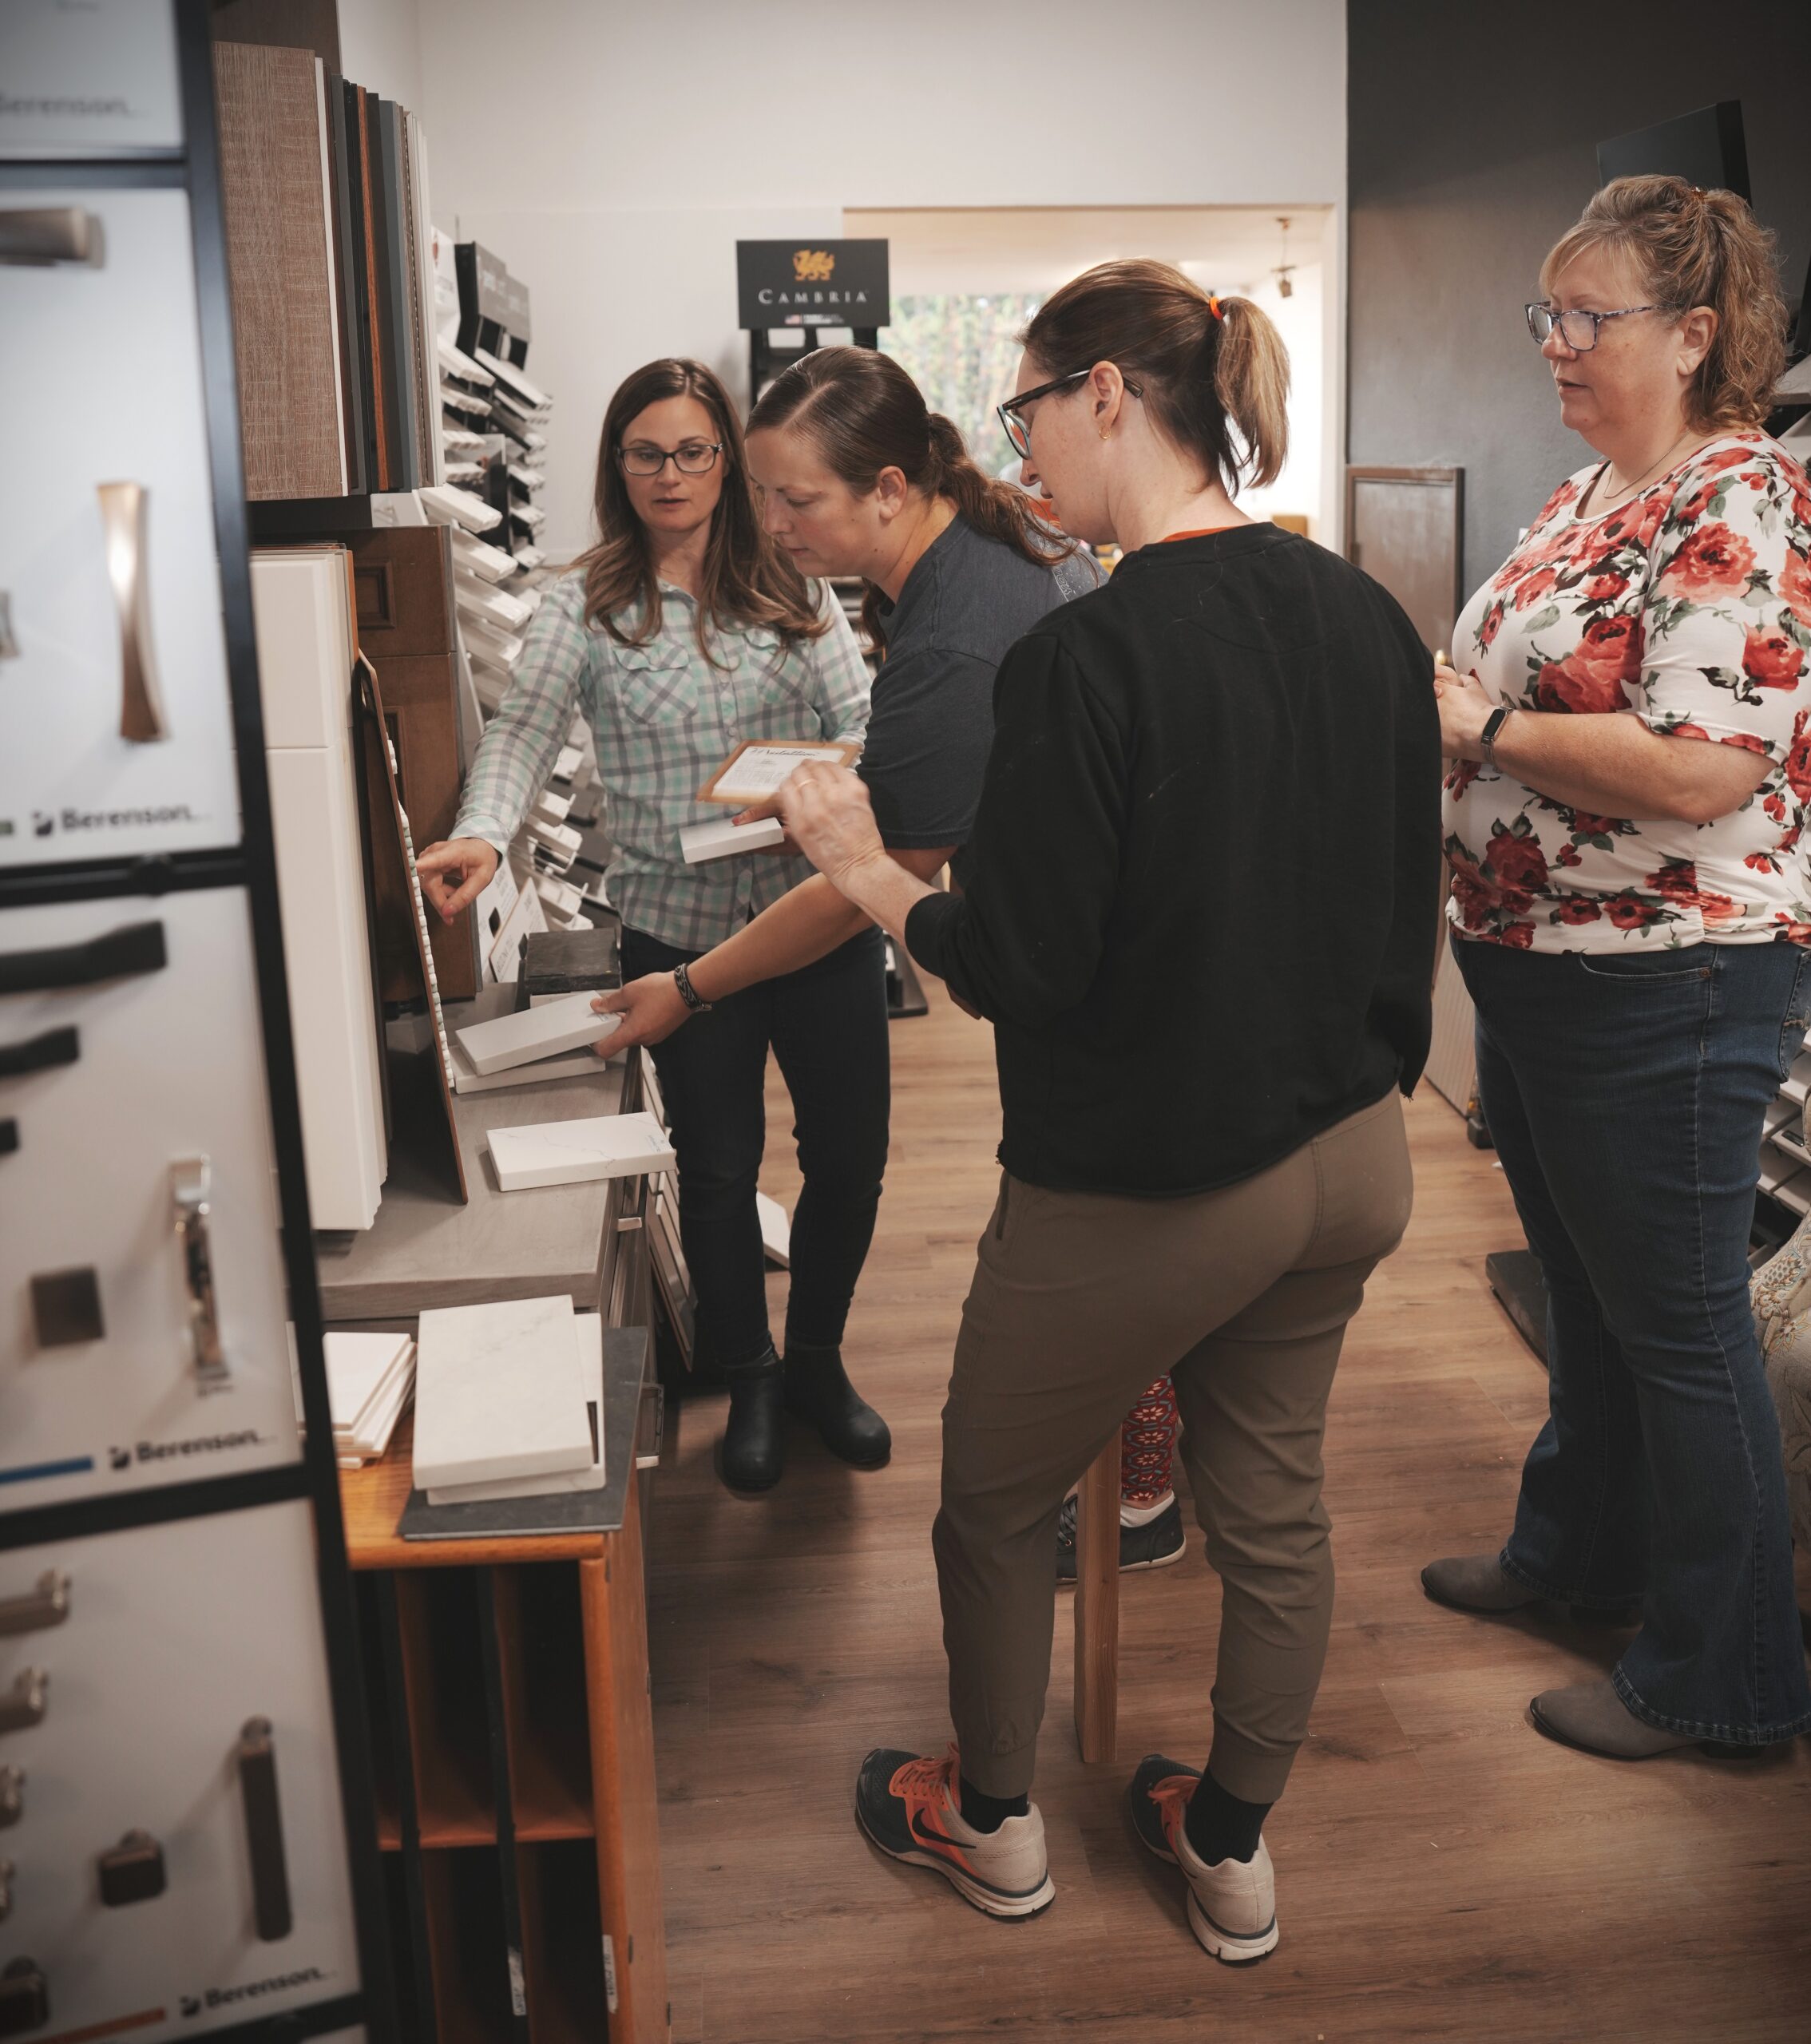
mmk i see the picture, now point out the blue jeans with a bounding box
[1457,936,1811,1744]
[621,923,890,1372]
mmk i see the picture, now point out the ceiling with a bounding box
[844,205,1330,301]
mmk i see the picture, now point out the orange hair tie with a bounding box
[1207,295,1225,321]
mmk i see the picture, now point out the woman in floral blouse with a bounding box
[1427,177,1811,1759]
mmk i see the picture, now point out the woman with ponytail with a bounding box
[769,260,1441,1955]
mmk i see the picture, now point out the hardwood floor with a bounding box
[644,969,1811,2044]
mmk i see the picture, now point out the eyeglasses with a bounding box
[619,440,722,477]
[997,370,1142,461]
[1524,303,1675,351]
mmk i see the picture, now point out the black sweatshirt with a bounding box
[904,525,1442,1198]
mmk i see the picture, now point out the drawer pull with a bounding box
[0,1768,22,1828]
[97,1830,166,1907]
[0,1573,68,1638]
[0,206,101,267]
[0,1955,49,2036]
[0,1672,47,1737]
[235,1717,292,1942]
[0,1028,78,1081]
[171,1157,228,1388]
[0,921,166,996]
[0,1121,16,1158]
[97,483,168,744]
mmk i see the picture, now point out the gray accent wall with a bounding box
[1347,0,1811,605]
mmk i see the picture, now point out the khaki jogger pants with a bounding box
[936,1088,1414,1802]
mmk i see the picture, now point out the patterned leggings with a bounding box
[1120,1374,1179,1508]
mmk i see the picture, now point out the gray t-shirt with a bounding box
[861,514,1098,872]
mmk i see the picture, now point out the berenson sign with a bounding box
[736,240,890,329]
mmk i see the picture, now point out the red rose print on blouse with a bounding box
[1444,437,1811,953]
[1744,626,1806,691]
[1660,522,1757,600]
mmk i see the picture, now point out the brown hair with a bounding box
[576,357,825,660]
[747,347,1072,644]
[1540,176,1787,431]
[1020,258,1290,494]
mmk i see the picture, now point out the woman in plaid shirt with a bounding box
[418,358,883,1494]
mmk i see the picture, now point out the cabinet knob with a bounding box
[0,1956,50,2038]
[0,1573,68,1638]
[0,1673,46,1738]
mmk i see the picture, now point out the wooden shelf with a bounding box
[420,1847,517,2044]
[517,1840,608,2042]
[493,1564,596,1839]
[396,1571,497,1841]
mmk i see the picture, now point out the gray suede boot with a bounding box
[1421,1552,1636,1626]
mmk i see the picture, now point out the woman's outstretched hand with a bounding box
[591,972,692,1052]
[777,763,889,894]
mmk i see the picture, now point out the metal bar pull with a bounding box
[0,1672,46,1737]
[0,1028,79,1081]
[235,1717,292,1942]
[0,1860,11,1923]
[0,206,102,266]
[96,483,167,744]
[0,922,166,997]
[0,1769,22,1828]
[170,1157,228,1388]
[0,1573,68,1638]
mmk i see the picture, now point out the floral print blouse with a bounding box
[1444,432,1811,952]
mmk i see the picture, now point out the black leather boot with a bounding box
[721,1345,786,1492]
[784,1342,891,1468]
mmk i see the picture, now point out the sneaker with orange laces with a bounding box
[1127,1753,1279,1964]
[854,1745,1056,1919]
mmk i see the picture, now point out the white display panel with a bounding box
[0,1501,363,2034]
[0,186,242,869]
[0,891,303,1507]
[0,1,184,156]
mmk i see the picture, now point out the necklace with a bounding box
[1594,426,1702,511]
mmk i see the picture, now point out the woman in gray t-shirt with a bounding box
[600,347,1092,1448]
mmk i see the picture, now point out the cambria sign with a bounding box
[736,239,890,330]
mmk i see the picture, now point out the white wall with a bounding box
[345,0,1347,556]
[336,0,422,112]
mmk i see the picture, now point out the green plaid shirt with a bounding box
[454,573,870,952]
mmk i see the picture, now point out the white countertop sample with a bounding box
[680,814,787,864]
[489,1110,673,1192]
[425,1315,605,1503]
[412,1292,593,1488]
[455,990,621,1075]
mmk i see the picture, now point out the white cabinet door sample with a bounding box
[0,891,303,1508]
[0,187,243,869]
[0,1502,363,2034]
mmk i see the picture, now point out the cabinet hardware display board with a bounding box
[0,4,394,2037]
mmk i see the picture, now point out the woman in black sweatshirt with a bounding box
[779,259,1441,1958]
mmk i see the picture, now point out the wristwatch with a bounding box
[672,961,712,1014]
[1480,704,1516,772]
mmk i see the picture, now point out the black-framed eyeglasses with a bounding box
[1524,303,1675,351]
[619,440,723,477]
[997,370,1142,461]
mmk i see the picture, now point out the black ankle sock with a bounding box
[1182,1769,1271,1866]
[958,1776,1028,1834]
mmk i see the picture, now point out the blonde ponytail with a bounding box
[1211,296,1290,489]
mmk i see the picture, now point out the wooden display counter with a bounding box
[326,1050,668,2042]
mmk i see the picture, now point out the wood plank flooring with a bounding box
[644,969,1811,2043]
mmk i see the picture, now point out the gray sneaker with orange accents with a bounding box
[1127,1753,1279,1963]
[854,1745,1056,1919]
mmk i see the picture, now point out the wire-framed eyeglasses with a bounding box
[997,370,1143,461]
[1524,303,1675,351]
[619,440,723,477]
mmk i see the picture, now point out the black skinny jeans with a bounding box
[621,922,890,1371]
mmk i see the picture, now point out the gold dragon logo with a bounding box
[791,249,836,283]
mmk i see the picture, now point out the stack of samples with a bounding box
[325,1329,417,1467]
[412,1295,605,1504]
